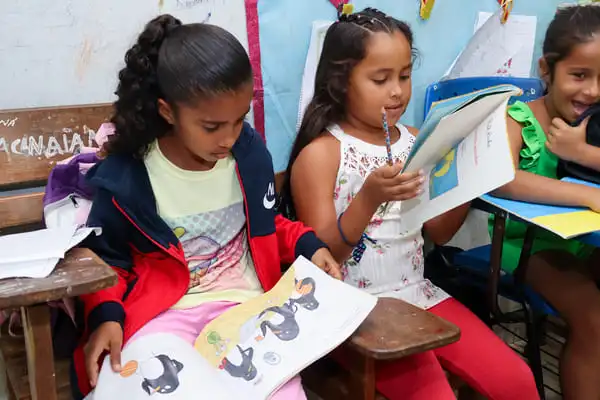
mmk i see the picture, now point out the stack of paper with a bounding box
[0,225,100,280]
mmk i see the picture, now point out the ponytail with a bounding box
[105,14,252,159]
[106,14,182,158]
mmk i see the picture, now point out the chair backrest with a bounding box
[0,104,112,232]
[423,77,545,121]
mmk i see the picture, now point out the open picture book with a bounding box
[399,84,520,231]
[92,256,377,400]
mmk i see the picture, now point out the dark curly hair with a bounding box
[278,7,417,219]
[105,14,253,158]
[543,4,600,81]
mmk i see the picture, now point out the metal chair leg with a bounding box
[523,301,546,400]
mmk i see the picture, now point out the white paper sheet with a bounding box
[474,12,537,78]
[442,9,536,79]
[0,226,100,279]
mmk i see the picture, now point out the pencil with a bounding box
[382,108,393,166]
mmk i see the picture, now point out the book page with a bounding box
[406,86,519,173]
[93,333,236,400]
[194,257,377,398]
[401,99,515,231]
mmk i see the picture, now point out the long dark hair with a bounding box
[278,7,417,219]
[543,4,600,81]
[105,14,253,158]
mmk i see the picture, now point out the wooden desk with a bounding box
[303,297,460,400]
[349,297,460,359]
[0,248,116,400]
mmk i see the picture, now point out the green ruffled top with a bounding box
[491,101,593,273]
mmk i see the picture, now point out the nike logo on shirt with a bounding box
[263,182,276,210]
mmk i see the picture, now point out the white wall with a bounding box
[0,0,248,110]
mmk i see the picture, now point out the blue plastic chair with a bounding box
[423,77,550,398]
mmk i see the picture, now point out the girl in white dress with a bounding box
[279,7,539,400]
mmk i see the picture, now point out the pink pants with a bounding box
[366,298,540,400]
[129,301,305,400]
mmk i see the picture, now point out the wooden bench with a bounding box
[0,105,117,400]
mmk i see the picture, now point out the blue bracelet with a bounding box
[337,212,359,247]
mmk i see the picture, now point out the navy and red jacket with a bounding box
[71,123,326,398]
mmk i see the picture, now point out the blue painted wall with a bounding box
[258,0,576,172]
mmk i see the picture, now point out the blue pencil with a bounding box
[382,108,393,166]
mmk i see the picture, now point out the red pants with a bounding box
[342,298,540,400]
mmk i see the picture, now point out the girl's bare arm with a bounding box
[492,116,597,208]
[291,135,378,263]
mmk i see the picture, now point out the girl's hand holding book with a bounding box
[361,162,425,209]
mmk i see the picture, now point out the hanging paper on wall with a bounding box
[441,8,532,80]
[420,0,435,20]
[474,11,536,78]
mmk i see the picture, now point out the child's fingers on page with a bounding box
[85,344,102,387]
[329,263,343,280]
[110,338,123,372]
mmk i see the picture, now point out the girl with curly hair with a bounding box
[70,14,340,400]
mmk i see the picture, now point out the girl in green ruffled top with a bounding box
[493,5,600,399]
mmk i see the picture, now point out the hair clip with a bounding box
[499,0,513,24]
[341,3,354,15]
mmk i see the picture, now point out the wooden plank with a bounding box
[0,248,117,309]
[22,304,57,400]
[1,319,72,400]
[0,104,112,188]
[348,297,461,360]
[4,356,71,400]
[0,192,44,230]
[302,356,380,400]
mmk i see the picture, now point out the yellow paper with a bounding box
[532,210,600,238]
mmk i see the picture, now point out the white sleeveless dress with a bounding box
[328,124,450,310]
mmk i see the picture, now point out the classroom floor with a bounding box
[494,318,564,400]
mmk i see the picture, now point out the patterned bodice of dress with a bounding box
[328,124,449,310]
